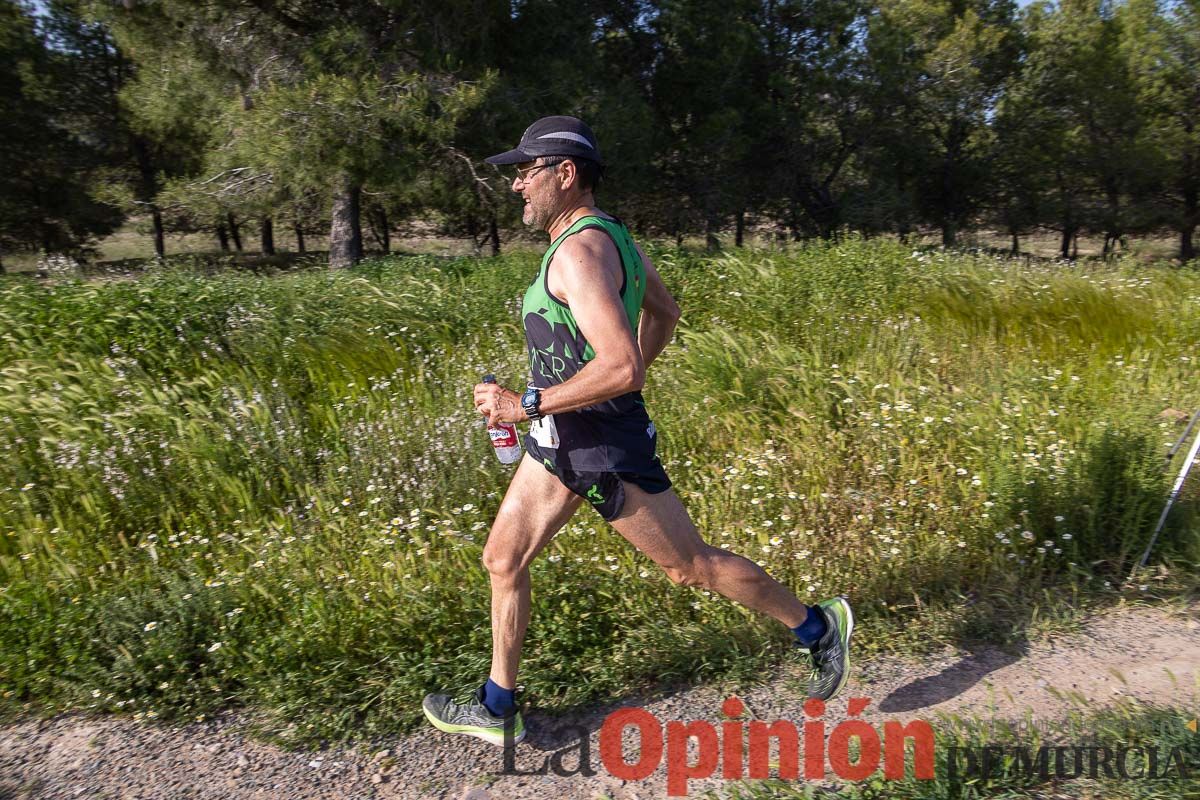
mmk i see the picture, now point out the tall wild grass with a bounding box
[0,240,1196,741]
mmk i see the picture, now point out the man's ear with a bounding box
[557,159,578,191]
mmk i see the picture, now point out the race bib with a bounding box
[530,414,559,449]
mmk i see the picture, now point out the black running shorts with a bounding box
[524,434,672,521]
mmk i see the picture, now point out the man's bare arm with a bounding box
[473,234,677,425]
[535,230,645,416]
[635,244,681,370]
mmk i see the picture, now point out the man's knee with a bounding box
[663,548,718,589]
[484,546,528,578]
[481,544,525,581]
[482,516,531,580]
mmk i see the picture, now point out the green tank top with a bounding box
[522,214,645,388]
[521,214,653,471]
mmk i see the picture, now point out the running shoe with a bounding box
[422,685,526,746]
[801,596,854,700]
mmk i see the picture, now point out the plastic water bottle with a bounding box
[482,374,522,464]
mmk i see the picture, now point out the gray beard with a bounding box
[524,202,552,231]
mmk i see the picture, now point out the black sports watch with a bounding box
[521,386,543,421]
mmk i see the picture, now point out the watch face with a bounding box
[522,388,540,417]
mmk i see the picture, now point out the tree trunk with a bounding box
[896,164,911,243]
[1182,181,1197,262]
[216,224,230,252]
[132,136,164,259]
[940,139,962,249]
[941,219,956,248]
[1103,232,1121,259]
[489,213,500,256]
[801,184,841,241]
[261,217,275,255]
[466,216,481,254]
[329,178,363,268]
[704,215,720,252]
[0,253,5,274]
[375,208,390,254]
[151,208,165,259]
[1181,142,1198,262]
[227,213,243,252]
[1104,185,1120,259]
[294,222,306,254]
[1060,225,1074,260]
[735,208,745,247]
[1010,231,1019,257]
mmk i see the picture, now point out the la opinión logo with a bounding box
[504,696,935,796]
[947,743,1193,781]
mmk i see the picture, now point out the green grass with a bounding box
[0,239,1197,750]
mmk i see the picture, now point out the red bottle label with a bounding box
[488,423,518,448]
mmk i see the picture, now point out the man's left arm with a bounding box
[633,243,681,370]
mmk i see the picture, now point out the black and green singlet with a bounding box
[521,214,658,472]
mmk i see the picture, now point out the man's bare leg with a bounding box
[609,482,809,628]
[483,452,584,688]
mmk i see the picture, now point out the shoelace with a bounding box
[809,641,840,685]
[453,686,520,720]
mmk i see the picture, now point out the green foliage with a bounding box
[993,0,1151,257]
[1121,0,1200,261]
[0,1,123,258]
[86,0,499,265]
[871,0,1019,245]
[8,0,1200,263]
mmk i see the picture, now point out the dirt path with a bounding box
[3,604,1198,800]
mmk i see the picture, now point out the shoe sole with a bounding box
[821,596,854,701]
[421,704,526,747]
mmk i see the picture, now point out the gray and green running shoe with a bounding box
[422,685,526,746]
[802,596,854,701]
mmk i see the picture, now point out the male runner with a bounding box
[423,116,852,745]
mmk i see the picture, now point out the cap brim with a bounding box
[484,149,532,166]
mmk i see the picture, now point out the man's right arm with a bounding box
[635,245,681,370]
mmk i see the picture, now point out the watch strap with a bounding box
[522,386,543,420]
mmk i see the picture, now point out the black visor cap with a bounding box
[485,115,603,167]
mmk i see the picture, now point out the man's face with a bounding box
[512,159,561,231]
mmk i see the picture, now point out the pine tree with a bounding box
[871,0,1020,246]
[0,0,122,262]
[95,0,493,267]
[1123,0,1200,262]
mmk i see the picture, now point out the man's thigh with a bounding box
[486,452,584,568]
[607,481,706,570]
